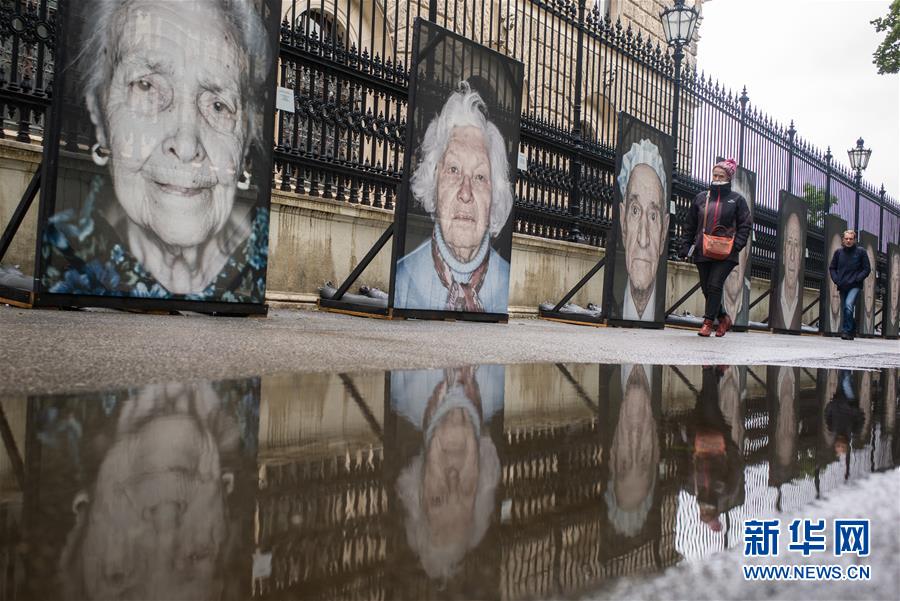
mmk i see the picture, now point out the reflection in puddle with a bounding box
[0,365,896,600]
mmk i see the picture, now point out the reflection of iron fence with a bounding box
[2,0,897,299]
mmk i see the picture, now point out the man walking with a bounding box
[828,230,871,340]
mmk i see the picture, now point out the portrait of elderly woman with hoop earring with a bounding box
[393,81,514,314]
[40,0,273,303]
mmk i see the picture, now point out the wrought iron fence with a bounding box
[2,0,898,307]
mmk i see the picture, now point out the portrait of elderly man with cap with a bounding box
[605,364,660,538]
[614,139,670,322]
[394,81,514,314]
[392,365,503,581]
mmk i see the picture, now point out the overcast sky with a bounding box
[696,0,899,198]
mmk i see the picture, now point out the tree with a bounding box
[872,0,900,74]
[802,183,838,228]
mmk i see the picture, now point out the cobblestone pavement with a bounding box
[1,305,898,395]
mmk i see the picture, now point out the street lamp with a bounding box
[660,0,700,164]
[660,0,699,258]
[847,137,871,230]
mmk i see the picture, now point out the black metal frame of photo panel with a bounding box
[27,0,280,317]
[603,112,674,331]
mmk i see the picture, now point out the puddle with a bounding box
[0,364,896,600]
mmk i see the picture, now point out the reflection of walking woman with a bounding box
[679,159,753,337]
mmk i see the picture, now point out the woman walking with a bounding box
[680,159,753,337]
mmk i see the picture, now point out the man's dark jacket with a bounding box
[680,184,753,263]
[829,245,871,292]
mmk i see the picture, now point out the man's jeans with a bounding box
[839,287,861,335]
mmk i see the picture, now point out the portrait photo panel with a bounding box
[770,191,808,332]
[602,113,674,327]
[856,230,878,336]
[35,0,281,312]
[598,364,663,547]
[724,165,756,328]
[885,243,900,339]
[820,214,848,335]
[390,19,524,318]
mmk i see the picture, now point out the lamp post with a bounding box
[847,137,871,231]
[660,0,700,167]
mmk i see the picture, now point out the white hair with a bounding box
[410,81,513,238]
[617,138,668,200]
[78,0,272,154]
[604,475,656,538]
[396,435,500,581]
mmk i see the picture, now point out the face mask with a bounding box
[709,180,731,193]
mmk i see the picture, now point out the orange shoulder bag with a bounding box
[701,191,734,260]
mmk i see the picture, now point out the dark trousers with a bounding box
[696,260,737,321]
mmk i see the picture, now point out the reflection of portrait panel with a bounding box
[767,365,800,486]
[599,364,662,545]
[723,166,756,327]
[389,365,504,586]
[856,231,878,336]
[391,20,524,317]
[770,192,807,332]
[23,378,260,601]
[885,244,900,338]
[820,215,848,334]
[603,113,674,327]
[36,0,280,310]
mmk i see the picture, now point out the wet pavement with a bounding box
[0,362,896,600]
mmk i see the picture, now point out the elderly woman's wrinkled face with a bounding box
[423,407,479,543]
[611,368,659,510]
[99,1,245,248]
[711,166,730,183]
[621,164,667,295]
[863,246,875,320]
[75,383,232,600]
[435,126,492,262]
[783,213,801,292]
[828,233,842,329]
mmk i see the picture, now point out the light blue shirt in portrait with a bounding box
[394,229,510,314]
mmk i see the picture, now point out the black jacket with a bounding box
[829,245,870,292]
[680,184,753,263]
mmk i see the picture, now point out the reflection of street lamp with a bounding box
[660,0,700,165]
[847,137,871,230]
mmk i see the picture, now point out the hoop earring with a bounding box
[91,143,109,167]
[237,169,251,191]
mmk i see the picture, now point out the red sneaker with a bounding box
[715,314,733,337]
[699,319,714,337]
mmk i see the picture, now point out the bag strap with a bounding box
[702,191,710,233]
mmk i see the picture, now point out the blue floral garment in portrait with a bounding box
[41,177,268,303]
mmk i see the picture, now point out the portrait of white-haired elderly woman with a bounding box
[41,0,273,303]
[394,81,514,314]
[392,365,503,580]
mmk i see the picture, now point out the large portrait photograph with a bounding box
[35,0,280,312]
[602,113,674,327]
[856,230,878,337]
[390,19,524,319]
[820,214,848,335]
[598,364,662,546]
[885,243,900,339]
[387,365,504,594]
[769,191,807,332]
[722,165,756,329]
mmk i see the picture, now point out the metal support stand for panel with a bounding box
[317,224,395,319]
[0,166,41,307]
[537,257,605,326]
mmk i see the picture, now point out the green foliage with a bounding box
[872,0,900,74]
[802,183,838,228]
